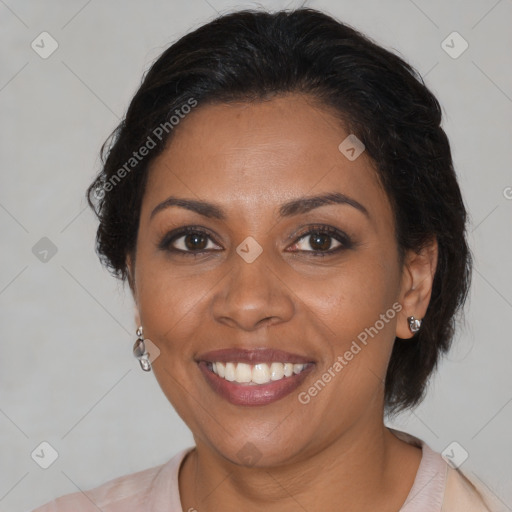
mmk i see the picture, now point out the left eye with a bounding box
[171,232,219,252]
[289,228,348,253]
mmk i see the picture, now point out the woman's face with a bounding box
[130,93,417,466]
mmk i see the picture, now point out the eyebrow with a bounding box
[150,192,369,221]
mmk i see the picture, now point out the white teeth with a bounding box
[225,362,236,381]
[270,362,284,381]
[209,361,308,384]
[253,363,271,384]
[293,364,304,374]
[235,362,252,383]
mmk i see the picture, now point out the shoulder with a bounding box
[389,429,498,512]
[31,448,192,512]
[30,464,162,512]
[443,466,504,512]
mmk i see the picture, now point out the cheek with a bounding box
[136,269,207,354]
[133,258,210,422]
[297,250,402,415]
[295,255,401,422]
[133,241,199,351]
[302,247,401,340]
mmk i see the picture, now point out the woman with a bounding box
[33,8,499,511]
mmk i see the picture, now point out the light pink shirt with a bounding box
[32,430,498,511]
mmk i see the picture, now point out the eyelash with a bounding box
[158,224,353,257]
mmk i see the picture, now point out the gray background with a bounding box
[0,0,511,510]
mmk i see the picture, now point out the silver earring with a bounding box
[407,316,422,333]
[133,326,152,371]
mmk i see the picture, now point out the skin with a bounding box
[127,93,438,511]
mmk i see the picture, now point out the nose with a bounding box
[211,250,295,331]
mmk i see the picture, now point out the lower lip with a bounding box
[198,361,314,406]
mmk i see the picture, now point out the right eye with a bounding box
[158,226,223,255]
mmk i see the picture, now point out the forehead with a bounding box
[143,94,390,222]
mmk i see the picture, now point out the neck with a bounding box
[178,417,422,511]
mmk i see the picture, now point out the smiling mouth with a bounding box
[196,348,315,406]
[206,361,311,385]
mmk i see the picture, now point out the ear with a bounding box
[396,237,438,339]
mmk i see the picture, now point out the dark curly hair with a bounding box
[86,8,472,415]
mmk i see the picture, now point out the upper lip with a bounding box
[196,348,314,365]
